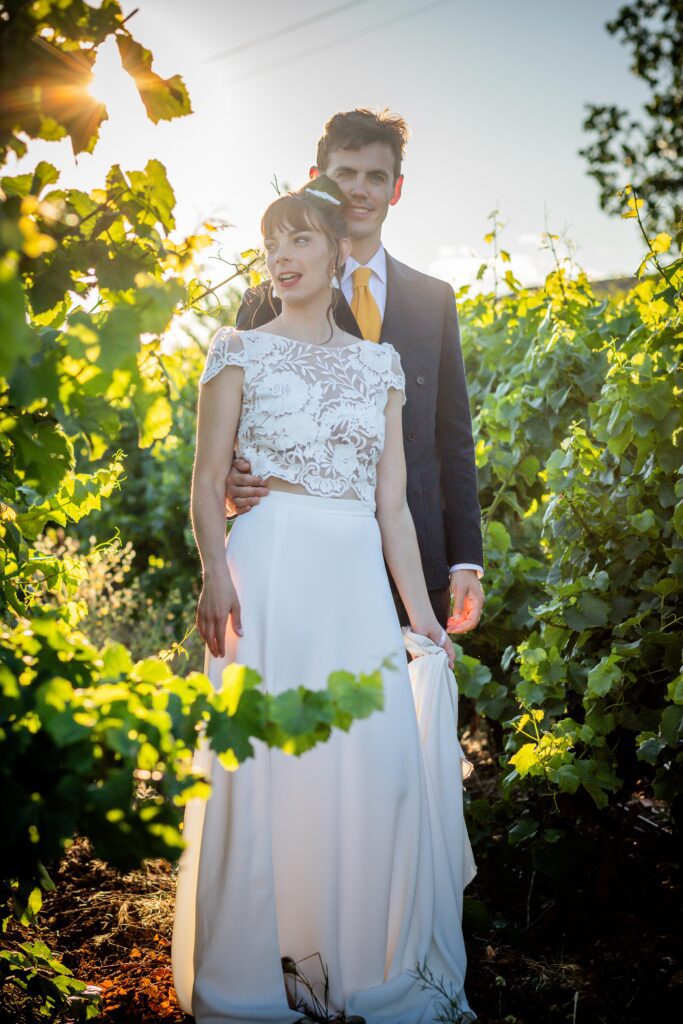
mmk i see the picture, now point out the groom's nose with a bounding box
[348,174,369,197]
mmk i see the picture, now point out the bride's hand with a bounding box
[410,616,455,670]
[197,571,242,658]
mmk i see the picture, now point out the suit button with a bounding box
[407,430,416,441]
[416,374,425,385]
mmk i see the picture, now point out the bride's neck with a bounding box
[276,289,338,345]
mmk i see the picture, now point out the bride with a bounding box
[171,175,475,1024]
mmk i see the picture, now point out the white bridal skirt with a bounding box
[171,491,476,1024]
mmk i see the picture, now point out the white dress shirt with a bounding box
[340,244,388,318]
[338,244,484,582]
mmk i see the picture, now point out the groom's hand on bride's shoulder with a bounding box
[225,457,270,517]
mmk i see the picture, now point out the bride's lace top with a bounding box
[200,328,406,510]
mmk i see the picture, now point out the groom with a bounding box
[227,108,485,633]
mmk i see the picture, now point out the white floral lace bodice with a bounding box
[199,328,406,510]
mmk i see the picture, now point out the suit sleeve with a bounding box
[436,285,484,569]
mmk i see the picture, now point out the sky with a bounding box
[8,0,652,293]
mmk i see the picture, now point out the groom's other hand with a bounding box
[225,457,270,517]
[447,568,484,634]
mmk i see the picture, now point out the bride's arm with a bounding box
[192,365,244,657]
[375,388,455,667]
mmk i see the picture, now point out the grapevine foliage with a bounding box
[456,224,682,821]
[0,4,382,1014]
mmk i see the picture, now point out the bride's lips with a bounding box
[278,272,302,289]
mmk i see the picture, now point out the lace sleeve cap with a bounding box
[386,346,407,406]
[199,327,247,385]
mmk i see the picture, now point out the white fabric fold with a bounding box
[402,628,477,891]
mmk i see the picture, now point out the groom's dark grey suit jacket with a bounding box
[235,250,484,591]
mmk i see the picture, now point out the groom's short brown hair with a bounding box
[315,108,409,182]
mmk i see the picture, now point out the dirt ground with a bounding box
[1,736,680,1024]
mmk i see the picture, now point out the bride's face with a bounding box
[264,221,335,303]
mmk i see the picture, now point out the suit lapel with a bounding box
[380,251,412,359]
[334,284,362,338]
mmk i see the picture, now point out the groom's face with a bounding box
[322,142,399,245]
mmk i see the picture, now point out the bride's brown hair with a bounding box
[260,175,349,342]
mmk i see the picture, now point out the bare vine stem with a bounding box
[629,184,670,285]
[543,207,569,304]
[186,256,259,306]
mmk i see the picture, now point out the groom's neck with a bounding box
[350,235,383,266]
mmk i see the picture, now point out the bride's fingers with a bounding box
[197,613,215,658]
[206,615,220,659]
[230,598,243,638]
[214,611,232,658]
[201,612,224,659]
[198,604,239,657]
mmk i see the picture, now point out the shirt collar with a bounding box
[341,243,387,286]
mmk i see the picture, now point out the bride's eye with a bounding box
[294,234,310,244]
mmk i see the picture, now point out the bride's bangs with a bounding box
[261,194,323,240]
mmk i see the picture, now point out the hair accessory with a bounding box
[303,187,342,206]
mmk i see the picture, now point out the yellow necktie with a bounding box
[350,266,382,342]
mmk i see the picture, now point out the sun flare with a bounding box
[86,45,124,108]
[79,37,155,161]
